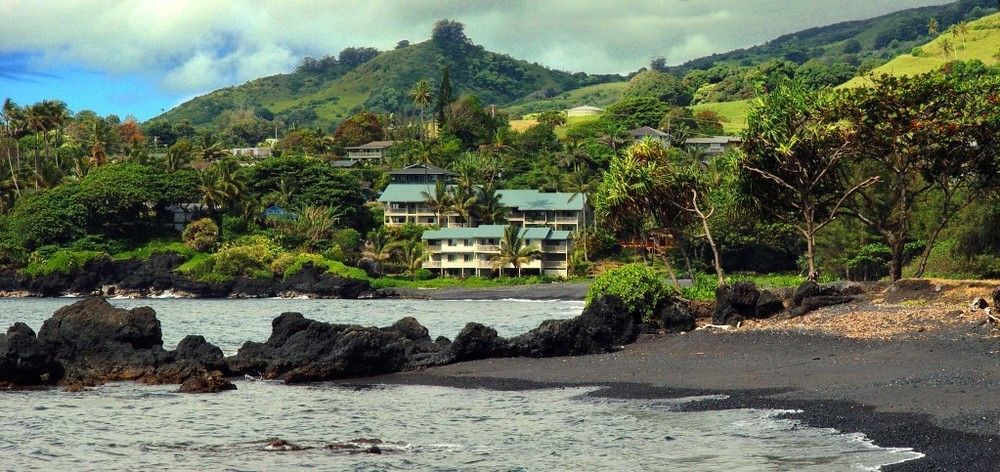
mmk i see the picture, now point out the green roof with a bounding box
[378,184,584,211]
[422,225,573,241]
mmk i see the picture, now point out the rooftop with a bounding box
[566,105,605,112]
[330,159,360,168]
[346,140,397,150]
[422,225,572,241]
[378,184,584,211]
[629,126,670,137]
[389,163,458,176]
[685,136,743,144]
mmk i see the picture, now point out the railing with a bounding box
[477,244,500,252]
[555,217,580,223]
[543,245,568,253]
[424,261,442,268]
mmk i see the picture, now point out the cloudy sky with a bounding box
[0,0,950,120]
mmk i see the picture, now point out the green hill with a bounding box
[153,31,621,129]
[844,12,1000,87]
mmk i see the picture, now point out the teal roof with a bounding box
[422,225,573,242]
[378,184,583,211]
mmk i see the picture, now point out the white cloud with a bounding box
[0,0,953,95]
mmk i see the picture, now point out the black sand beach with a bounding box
[357,327,1000,471]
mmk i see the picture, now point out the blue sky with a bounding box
[0,0,950,121]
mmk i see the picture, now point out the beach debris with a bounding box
[970,298,989,310]
[698,324,734,331]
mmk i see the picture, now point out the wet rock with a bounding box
[174,335,227,372]
[178,370,236,394]
[388,317,431,343]
[264,439,309,451]
[0,322,64,385]
[226,313,427,383]
[276,264,372,299]
[509,296,643,357]
[327,438,386,454]
[434,336,452,347]
[755,290,786,318]
[713,282,761,325]
[658,298,696,333]
[423,322,511,366]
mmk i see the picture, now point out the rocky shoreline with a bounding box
[0,254,383,299]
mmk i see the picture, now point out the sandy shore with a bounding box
[390,282,590,300]
[352,280,1000,471]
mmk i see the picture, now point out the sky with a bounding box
[0,0,952,120]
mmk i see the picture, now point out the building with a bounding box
[378,184,585,230]
[422,225,573,278]
[346,141,397,161]
[389,163,458,184]
[566,105,605,117]
[330,159,361,168]
[684,136,742,156]
[228,147,273,159]
[629,126,671,144]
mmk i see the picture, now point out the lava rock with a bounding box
[0,322,64,385]
[173,335,228,372]
[713,282,761,325]
[178,370,237,393]
[789,296,856,317]
[755,290,786,318]
[658,298,696,333]
[992,287,1000,310]
[971,298,990,310]
[426,322,512,365]
[510,296,643,357]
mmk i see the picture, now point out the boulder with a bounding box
[426,323,511,365]
[226,313,434,383]
[173,335,228,373]
[755,290,786,318]
[971,298,990,310]
[788,281,861,317]
[789,296,856,317]
[0,323,63,385]
[992,287,1000,309]
[713,282,761,325]
[658,298,696,333]
[510,296,643,357]
[276,264,372,298]
[178,370,237,393]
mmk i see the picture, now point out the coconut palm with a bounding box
[164,140,194,172]
[198,168,228,212]
[363,227,394,263]
[927,17,939,36]
[448,186,478,227]
[475,183,508,224]
[0,99,23,195]
[940,38,955,58]
[197,133,229,162]
[409,80,433,141]
[215,159,247,209]
[556,139,593,170]
[492,224,541,277]
[22,103,49,177]
[394,239,428,280]
[421,179,452,227]
[562,166,597,260]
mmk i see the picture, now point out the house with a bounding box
[228,147,273,159]
[684,136,742,156]
[346,141,397,161]
[163,203,206,231]
[389,163,458,184]
[422,225,573,278]
[629,126,671,144]
[330,159,361,168]
[566,105,605,117]
[377,184,586,231]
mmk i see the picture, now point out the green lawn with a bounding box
[689,100,750,134]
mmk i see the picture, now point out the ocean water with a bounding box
[0,298,922,471]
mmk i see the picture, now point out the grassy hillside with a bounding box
[844,12,1000,87]
[502,82,627,118]
[154,38,621,129]
[670,0,995,74]
[690,100,751,134]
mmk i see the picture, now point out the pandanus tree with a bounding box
[492,224,541,277]
[741,80,878,282]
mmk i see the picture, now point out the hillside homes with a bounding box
[422,225,572,277]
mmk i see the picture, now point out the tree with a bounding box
[741,81,877,281]
[927,17,939,36]
[448,185,478,227]
[475,183,508,224]
[940,38,955,58]
[621,70,692,106]
[492,224,541,277]
[432,19,471,53]
[421,179,452,227]
[164,138,194,172]
[333,112,384,147]
[435,66,453,128]
[562,166,597,261]
[409,80,434,141]
[197,168,227,213]
[840,71,1000,280]
[363,227,394,263]
[604,96,670,129]
[394,239,428,280]
[196,133,228,162]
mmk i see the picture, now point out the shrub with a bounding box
[113,239,196,261]
[269,252,368,280]
[23,249,109,277]
[212,236,281,277]
[220,215,258,242]
[183,218,220,251]
[414,268,435,280]
[585,263,669,322]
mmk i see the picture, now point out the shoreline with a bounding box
[347,329,1000,471]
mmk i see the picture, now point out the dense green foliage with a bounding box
[586,264,670,322]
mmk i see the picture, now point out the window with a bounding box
[464,255,470,262]
[448,239,454,246]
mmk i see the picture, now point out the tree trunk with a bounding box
[661,253,682,291]
[692,191,724,286]
[889,237,905,282]
[915,217,947,278]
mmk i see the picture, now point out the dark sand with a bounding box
[391,282,590,300]
[350,327,1000,471]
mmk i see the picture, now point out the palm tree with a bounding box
[198,168,227,213]
[557,139,593,170]
[40,100,68,170]
[475,184,508,224]
[940,38,955,58]
[394,239,428,280]
[164,140,193,172]
[599,123,631,152]
[215,159,247,209]
[492,224,541,277]
[22,103,49,178]
[296,205,341,251]
[953,21,969,43]
[363,227,394,263]
[87,121,110,167]
[197,133,228,162]
[927,17,939,36]
[409,80,433,141]
[421,179,452,227]
[0,99,23,196]
[448,186,478,227]
[562,166,597,260]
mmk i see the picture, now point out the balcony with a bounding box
[476,244,500,252]
[424,260,442,268]
[555,216,580,224]
[543,245,568,253]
